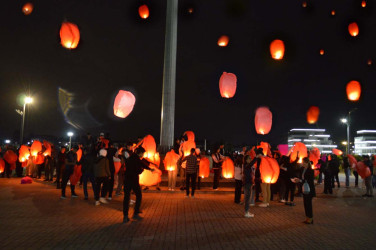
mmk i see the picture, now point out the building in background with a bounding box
[287,128,337,154]
[354,130,376,156]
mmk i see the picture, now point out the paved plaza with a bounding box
[0,177,375,250]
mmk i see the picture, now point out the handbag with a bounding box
[303,180,310,195]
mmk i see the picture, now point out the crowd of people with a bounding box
[1,132,375,225]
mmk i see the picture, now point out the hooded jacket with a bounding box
[94,156,110,178]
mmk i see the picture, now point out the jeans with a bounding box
[94,177,108,201]
[61,165,75,197]
[279,178,287,200]
[285,181,295,202]
[186,173,197,196]
[344,168,351,187]
[235,179,242,203]
[365,175,373,195]
[353,171,359,186]
[255,179,261,200]
[213,168,220,189]
[244,183,252,213]
[82,173,95,198]
[372,175,376,188]
[168,170,177,189]
[123,177,142,218]
[303,194,313,218]
[107,172,115,198]
[332,172,340,188]
[261,183,271,204]
[56,163,65,187]
[318,172,323,184]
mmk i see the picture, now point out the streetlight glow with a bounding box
[342,141,348,145]
[24,96,33,104]
[341,118,347,123]
[67,132,74,137]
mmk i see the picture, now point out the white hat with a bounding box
[100,132,104,136]
[99,148,107,157]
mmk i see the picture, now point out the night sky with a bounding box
[0,0,375,148]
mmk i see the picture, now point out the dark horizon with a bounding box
[1,0,375,148]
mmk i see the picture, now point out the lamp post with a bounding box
[67,132,74,150]
[341,108,357,155]
[19,96,33,145]
[342,141,348,155]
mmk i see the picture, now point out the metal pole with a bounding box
[347,113,350,155]
[20,103,26,145]
[69,136,72,151]
[160,0,178,153]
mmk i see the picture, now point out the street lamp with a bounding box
[67,132,74,150]
[340,108,357,155]
[342,141,348,154]
[19,96,33,145]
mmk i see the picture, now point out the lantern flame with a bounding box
[139,5,150,19]
[346,80,361,101]
[60,22,80,49]
[348,22,359,37]
[362,1,366,7]
[270,39,285,60]
[217,36,229,47]
[22,3,33,15]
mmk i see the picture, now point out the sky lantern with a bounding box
[0,158,4,174]
[182,140,196,157]
[43,141,52,157]
[331,10,336,16]
[309,147,321,166]
[356,161,371,179]
[319,49,325,55]
[346,80,361,101]
[60,22,80,49]
[255,107,272,135]
[302,1,307,8]
[19,145,30,163]
[260,157,280,183]
[4,150,18,165]
[306,106,320,124]
[257,142,272,157]
[270,39,285,60]
[139,165,162,186]
[183,131,195,142]
[332,148,343,156]
[138,5,149,19]
[22,3,33,15]
[76,148,82,162]
[199,157,210,178]
[347,154,357,168]
[219,72,237,98]
[164,150,180,171]
[217,35,229,47]
[222,158,234,179]
[113,90,136,118]
[367,59,372,66]
[30,140,42,156]
[348,22,359,37]
[289,142,307,163]
[140,135,157,159]
[362,0,366,7]
[33,153,45,165]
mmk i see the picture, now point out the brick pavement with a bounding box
[0,177,375,250]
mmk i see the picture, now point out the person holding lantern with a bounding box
[292,157,316,224]
[55,147,66,189]
[61,146,78,199]
[123,147,154,223]
[285,152,299,206]
[212,147,225,190]
[181,148,198,198]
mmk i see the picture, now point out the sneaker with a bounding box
[289,202,296,206]
[367,195,374,197]
[95,201,100,206]
[107,197,112,201]
[285,202,291,206]
[156,187,161,191]
[99,197,108,204]
[258,203,268,207]
[185,195,189,198]
[213,188,219,191]
[245,212,254,218]
[250,203,255,207]
[279,199,286,203]
[168,188,172,191]
[72,194,78,198]
[123,217,130,223]
[132,214,143,221]
[60,196,67,199]
[130,199,136,204]
[171,189,175,191]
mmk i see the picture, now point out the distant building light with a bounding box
[304,139,319,142]
[355,146,376,149]
[357,130,376,134]
[306,145,337,148]
[290,128,326,132]
[315,135,330,138]
[288,139,301,142]
[355,141,376,144]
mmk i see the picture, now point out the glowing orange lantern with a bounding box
[76,148,82,162]
[348,22,359,37]
[199,157,210,178]
[19,146,30,163]
[362,1,366,8]
[139,5,149,19]
[22,3,33,15]
[270,39,285,60]
[164,150,180,171]
[70,165,82,185]
[60,22,80,49]
[43,141,52,157]
[184,131,195,142]
[320,49,325,55]
[356,161,371,179]
[260,157,280,183]
[346,80,361,101]
[141,135,157,157]
[139,165,162,186]
[331,10,336,16]
[114,161,121,175]
[255,107,273,135]
[222,158,234,179]
[289,142,307,163]
[217,35,229,47]
[0,158,4,173]
[257,142,272,157]
[367,59,372,66]
[309,147,321,166]
[302,1,307,8]
[182,140,196,157]
[306,106,320,124]
[219,72,237,98]
[33,153,45,165]
[4,150,18,164]
[30,140,42,157]
[113,90,136,118]
[332,148,343,156]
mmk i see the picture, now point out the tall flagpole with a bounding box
[160,0,178,152]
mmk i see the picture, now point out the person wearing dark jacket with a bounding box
[329,155,340,188]
[61,147,78,199]
[285,155,299,206]
[294,157,316,224]
[278,156,290,203]
[94,149,111,205]
[123,147,154,223]
[106,143,117,200]
[362,155,374,197]
[82,148,96,200]
[182,148,198,198]
[343,156,351,187]
[323,155,332,194]
[55,147,66,188]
